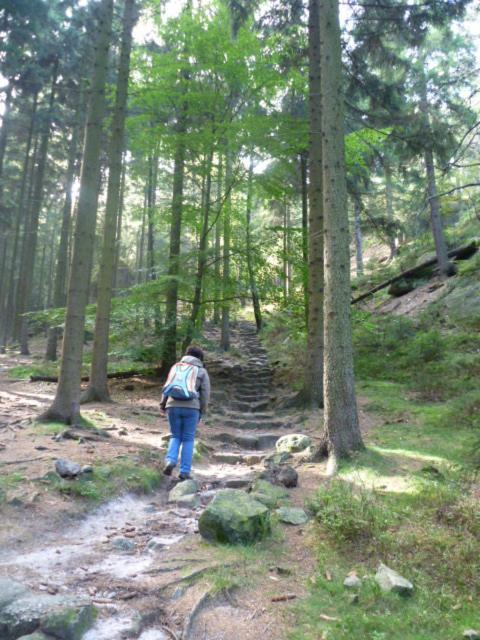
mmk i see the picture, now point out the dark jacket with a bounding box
[160,355,211,415]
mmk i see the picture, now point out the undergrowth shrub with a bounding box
[308,480,389,543]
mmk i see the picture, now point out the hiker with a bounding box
[160,346,211,480]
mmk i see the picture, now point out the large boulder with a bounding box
[198,489,270,544]
[276,434,311,454]
[40,605,96,640]
[0,589,95,640]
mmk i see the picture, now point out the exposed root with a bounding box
[182,589,212,639]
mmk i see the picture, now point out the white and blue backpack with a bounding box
[162,362,199,401]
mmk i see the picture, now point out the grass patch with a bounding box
[44,461,162,502]
[294,473,480,640]
[8,363,59,380]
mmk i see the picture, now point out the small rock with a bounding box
[55,459,82,479]
[375,563,413,595]
[81,466,93,474]
[0,578,29,609]
[343,575,362,589]
[168,479,198,503]
[276,507,308,525]
[173,494,200,509]
[118,429,128,436]
[349,593,359,605]
[250,479,288,509]
[264,452,292,467]
[123,384,135,391]
[111,537,135,552]
[260,465,298,488]
[463,631,480,640]
[276,434,312,454]
[15,633,51,640]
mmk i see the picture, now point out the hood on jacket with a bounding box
[181,355,204,368]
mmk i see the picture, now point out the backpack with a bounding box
[162,362,199,401]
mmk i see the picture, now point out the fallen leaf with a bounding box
[319,614,340,622]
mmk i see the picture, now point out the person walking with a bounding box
[160,346,210,480]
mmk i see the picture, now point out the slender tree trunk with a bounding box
[2,93,38,351]
[17,66,58,355]
[320,0,363,461]
[213,155,223,324]
[282,199,288,304]
[40,0,114,424]
[353,193,364,276]
[300,152,309,327]
[45,106,82,360]
[0,85,13,309]
[303,0,324,408]
[113,157,127,289]
[183,149,214,350]
[419,64,455,278]
[384,159,397,258]
[161,104,187,371]
[220,148,232,351]
[246,156,262,331]
[146,151,157,281]
[82,0,137,403]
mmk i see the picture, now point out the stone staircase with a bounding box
[201,321,293,470]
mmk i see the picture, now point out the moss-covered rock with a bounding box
[276,506,309,525]
[250,479,289,508]
[198,489,270,544]
[40,604,96,640]
[276,434,311,454]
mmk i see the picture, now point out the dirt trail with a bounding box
[0,322,328,640]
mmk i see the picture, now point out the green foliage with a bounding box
[308,480,389,543]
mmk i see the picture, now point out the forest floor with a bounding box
[1,311,479,639]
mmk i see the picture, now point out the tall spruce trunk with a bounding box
[40,0,114,424]
[220,149,232,351]
[300,152,309,327]
[384,159,397,258]
[303,0,324,408]
[0,84,13,315]
[45,113,82,361]
[353,193,364,276]
[320,0,363,461]
[246,156,262,331]
[213,155,223,324]
[161,104,187,371]
[183,149,214,350]
[16,67,58,355]
[82,0,136,403]
[419,65,455,278]
[113,158,127,289]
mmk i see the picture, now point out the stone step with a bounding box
[212,451,266,465]
[211,432,279,450]
[230,399,270,412]
[220,418,288,430]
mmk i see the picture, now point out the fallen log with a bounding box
[30,367,155,383]
[351,241,478,305]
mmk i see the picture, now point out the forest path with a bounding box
[0,322,329,640]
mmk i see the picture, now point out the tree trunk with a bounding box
[220,148,232,351]
[353,193,364,276]
[161,103,187,371]
[113,157,127,289]
[146,151,157,281]
[1,93,38,352]
[81,0,136,403]
[0,84,13,318]
[17,66,58,355]
[40,0,114,424]
[300,152,309,327]
[246,156,262,331]
[137,187,147,283]
[213,155,223,324]
[303,0,324,408]
[320,0,363,459]
[46,114,81,361]
[183,149,214,350]
[419,64,455,278]
[384,159,397,258]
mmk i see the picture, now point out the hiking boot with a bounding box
[163,462,175,476]
[178,472,191,481]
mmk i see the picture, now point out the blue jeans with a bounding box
[165,407,200,475]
